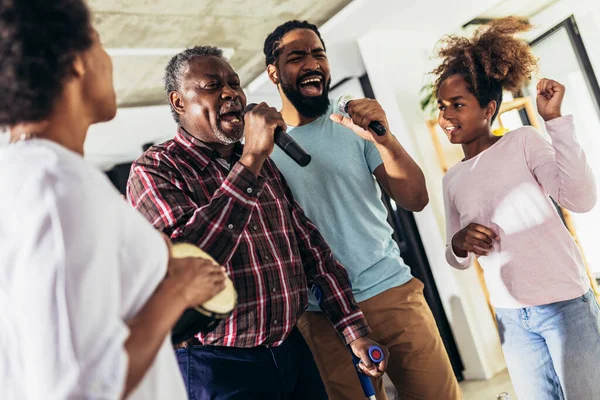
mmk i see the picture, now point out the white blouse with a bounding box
[0,139,187,399]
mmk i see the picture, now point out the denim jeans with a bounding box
[495,290,600,400]
[175,328,328,400]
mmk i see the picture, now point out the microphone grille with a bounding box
[244,103,258,114]
[337,95,354,114]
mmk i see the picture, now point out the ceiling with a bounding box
[479,0,560,18]
[90,0,351,107]
[466,0,560,25]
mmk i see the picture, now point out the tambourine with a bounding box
[170,243,237,344]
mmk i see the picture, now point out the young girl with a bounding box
[435,17,600,399]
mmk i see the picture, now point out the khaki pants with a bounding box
[297,278,462,400]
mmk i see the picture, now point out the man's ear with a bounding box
[169,91,185,119]
[267,64,279,85]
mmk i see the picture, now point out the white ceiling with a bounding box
[90,0,351,107]
[478,0,560,19]
[92,0,558,108]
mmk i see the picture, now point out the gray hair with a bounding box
[164,46,226,123]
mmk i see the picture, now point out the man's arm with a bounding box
[330,99,429,211]
[372,137,429,211]
[293,210,371,343]
[127,153,263,266]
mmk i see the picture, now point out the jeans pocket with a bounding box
[413,277,425,293]
[583,290,600,311]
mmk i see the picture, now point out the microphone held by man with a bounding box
[337,95,387,136]
[244,102,311,167]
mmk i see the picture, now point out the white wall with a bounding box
[0,129,8,147]
[524,0,600,75]
[85,105,176,169]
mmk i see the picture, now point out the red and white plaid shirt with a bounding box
[127,127,370,348]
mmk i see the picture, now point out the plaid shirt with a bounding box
[127,127,370,348]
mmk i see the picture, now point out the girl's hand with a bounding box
[452,223,499,257]
[537,78,565,122]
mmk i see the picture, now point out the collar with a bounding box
[174,126,244,170]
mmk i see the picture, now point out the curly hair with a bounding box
[432,17,538,122]
[263,20,326,67]
[164,46,225,124]
[0,0,93,126]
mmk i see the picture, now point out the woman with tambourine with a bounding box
[0,1,227,399]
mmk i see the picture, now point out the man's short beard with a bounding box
[213,121,243,145]
[281,79,331,118]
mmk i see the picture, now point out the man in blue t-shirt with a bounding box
[262,21,461,400]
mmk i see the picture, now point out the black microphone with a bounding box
[337,95,387,136]
[244,103,311,167]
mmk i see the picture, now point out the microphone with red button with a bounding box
[352,346,385,399]
[311,285,385,400]
[244,103,311,167]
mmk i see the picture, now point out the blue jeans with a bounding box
[495,290,600,400]
[175,328,328,400]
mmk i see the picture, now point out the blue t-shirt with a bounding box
[270,102,412,310]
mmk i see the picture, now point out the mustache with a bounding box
[296,70,325,85]
[219,100,243,115]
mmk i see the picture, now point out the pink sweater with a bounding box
[443,115,597,308]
